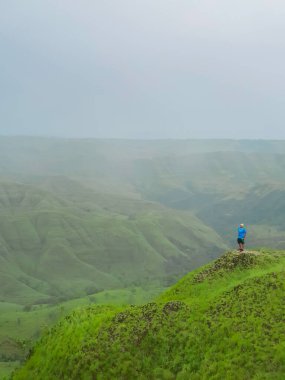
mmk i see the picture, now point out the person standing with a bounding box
[237,223,247,252]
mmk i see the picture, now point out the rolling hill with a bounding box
[12,249,285,380]
[0,177,226,377]
[0,180,226,306]
[2,137,285,249]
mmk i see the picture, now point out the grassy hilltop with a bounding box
[13,249,285,380]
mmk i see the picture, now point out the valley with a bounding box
[1,137,285,378]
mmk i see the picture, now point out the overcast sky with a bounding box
[1,0,285,139]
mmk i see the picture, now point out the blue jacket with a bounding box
[238,227,246,239]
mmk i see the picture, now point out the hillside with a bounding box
[13,249,285,380]
[195,184,285,249]
[0,180,225,306]
[0,285,167,380]
[2,137,285,378]
[2,136,285,249]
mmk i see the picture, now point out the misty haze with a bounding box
[1,1,285,379]
[1,0,285,139]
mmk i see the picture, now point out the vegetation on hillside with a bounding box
[2,137,285,249]
[12,250,285,380]
[0,180,225,306]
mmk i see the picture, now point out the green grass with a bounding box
[0,362,19,380]
[0,285,165,343]
[0,285,165,379]
[13,249,285,379]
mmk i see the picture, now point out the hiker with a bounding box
[237,223,247,252]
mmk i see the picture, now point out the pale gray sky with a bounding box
[1,0,285,139]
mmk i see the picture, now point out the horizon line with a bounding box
[1,135,285,142]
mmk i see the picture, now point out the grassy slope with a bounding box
[13,249,285,380]
[0,285,165,378]
[0,286,165,344]
[0,180,226,306]
[0,179,226,377]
